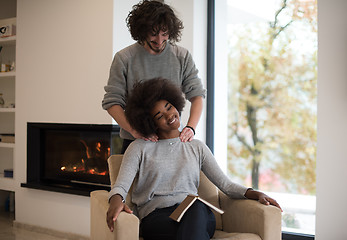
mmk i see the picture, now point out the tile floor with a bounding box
[0,211,71,240]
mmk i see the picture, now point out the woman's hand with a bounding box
[244,189,282,211]
[106,194,133,232]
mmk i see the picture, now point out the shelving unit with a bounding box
[0,142,15,148]
[0,108,15,112]
[0,17,16,190]
[0,71,15,77]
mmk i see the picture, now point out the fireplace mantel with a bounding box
[21,181,110,196]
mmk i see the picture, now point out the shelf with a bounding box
[0,176,15,191]
[0,142,15,148]
[0,16,16,194]
[0,36,16,46]
[0,71,15,78]
[0,108,15,113]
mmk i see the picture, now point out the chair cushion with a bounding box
[198,172,223,230]
[213,230,261,240]
[108,155,136,209]
[108,155,123,187]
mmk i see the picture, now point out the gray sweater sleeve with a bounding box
[180,49,206,100]
[199,142,248,199]
[102,52,128,110]
[108,144,140,202]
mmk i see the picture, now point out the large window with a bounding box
[210,0,317,237]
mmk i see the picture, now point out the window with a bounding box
[209,0,317,237]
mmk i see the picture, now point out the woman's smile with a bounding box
[151,100,181,139]
[168,116,177,125]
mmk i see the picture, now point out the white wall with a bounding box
[112,0,207,141]
[15,0,113,236]
[316,0,347,239]
[13,0,207,237]
[11,0,347,238]
[168,0,207,141]
[112,0,137,54]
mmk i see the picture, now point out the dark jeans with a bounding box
[121,139,134,154]
[140,200,216,240]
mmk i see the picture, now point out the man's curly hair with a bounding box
[125,78,185,137]
[126,0,184,44]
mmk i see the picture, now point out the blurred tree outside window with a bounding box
[214,0,317,235]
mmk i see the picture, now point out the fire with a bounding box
[96,142,101,152]
[86,168,107,175]
[60,163,107,175]
[59,140,109,176]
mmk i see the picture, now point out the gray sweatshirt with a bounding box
[102,42,206,140]
[109,138,248,220]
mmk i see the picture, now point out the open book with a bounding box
[169,195,224,222]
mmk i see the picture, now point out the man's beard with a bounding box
[146,39,167,53]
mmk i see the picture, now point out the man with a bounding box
[102,0,206,153]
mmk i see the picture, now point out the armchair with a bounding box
[90,155,282,240]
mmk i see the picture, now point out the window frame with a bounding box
[206,0,315,239]
[206,0,215,153]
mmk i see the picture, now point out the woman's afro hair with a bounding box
[125,78,185,137]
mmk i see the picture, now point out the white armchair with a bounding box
[90,155,282,240]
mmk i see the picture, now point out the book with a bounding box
[169,195,224,222]
[4,169,13,178]
[0,134,15,143]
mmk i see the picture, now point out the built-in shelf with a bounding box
[0,142,15,148]
[0,108,15,113]
[0,176,15,191]
[0,16,17,194]
[0,35,16,46]
[0,71,15,78]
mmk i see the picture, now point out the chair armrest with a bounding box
[219,191,282,240]
[90,190,140,240]
[114,211,140,239]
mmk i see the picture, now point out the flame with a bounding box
[59,141,110,176]
[96,142,101,152]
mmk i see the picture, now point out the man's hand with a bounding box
[130,129,158,142]
[180,126,195,142]
[145,133,159,142]
[106,194,133,232]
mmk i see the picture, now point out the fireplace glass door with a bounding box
[23,123,122,196]
[43,129,112,186]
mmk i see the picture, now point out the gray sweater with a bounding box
[109,138,248,220]
[102,42,206,140]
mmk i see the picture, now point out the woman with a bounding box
[106,78,282,240]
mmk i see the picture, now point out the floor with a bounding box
[0,211,71,240]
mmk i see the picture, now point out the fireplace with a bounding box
[21,122,122,196]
